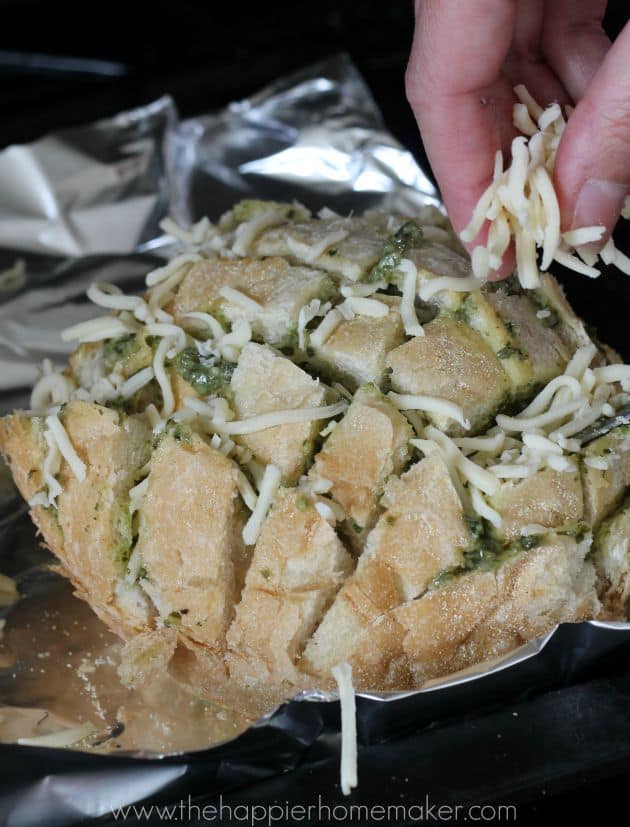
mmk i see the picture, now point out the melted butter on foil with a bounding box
[0,565,251,754]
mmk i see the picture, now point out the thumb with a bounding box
[554,22,630,244]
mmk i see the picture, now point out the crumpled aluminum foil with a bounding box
[1,53,629,825]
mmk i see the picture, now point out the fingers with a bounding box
[541,0,610,102]
[503,0,570,107]
[554,22,630,240]
[406,0,517,241]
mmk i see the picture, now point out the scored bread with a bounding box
[1,200,629,712]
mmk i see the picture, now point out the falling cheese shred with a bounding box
[331,662,358,796]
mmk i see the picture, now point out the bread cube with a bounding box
[309,295,405,390]
[134,430,248,648]
[301,453,470,680]
[226,487,353,687]
[0,402,154,637]
[386,316,511,435]
[255,213,392,282]
[310,384,412,534]
[394,533,597,684]
[582,425,630,528]
[230,343,327,483]
[593,496,630,618]
[485,286,570,385]
[488,468,584,541]
[171,256,336,347]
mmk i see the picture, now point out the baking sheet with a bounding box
[1,52,630,825]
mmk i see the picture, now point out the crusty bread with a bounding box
[2,202,628,712]
[309,384,411,539]
[309,295,405,390]
[386,317,510,435]
[300,453,471,686]
[0,401,154,638]
[394,534,598,684]
[134,430,249,649]
[581,426,630,529]
[171,256,336,348]
[226,486,353,689]
[593,496,630,619]
[230,342,327,484]
[488,468,584,541]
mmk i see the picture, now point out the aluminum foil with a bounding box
[1,53,630,824]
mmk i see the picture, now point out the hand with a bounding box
[406,1,630,271]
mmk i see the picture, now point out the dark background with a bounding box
[1,2,629,823]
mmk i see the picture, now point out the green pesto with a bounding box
[488,274,524,297]
[518,534,542,551]
[557,520,591,544]
[497,345,526,361]
[173,348,235,398]
[164,611,182,628]
[260,567,272,580]
[593,493,630,555]
[428,517,538,591]
[111,504,133,568]
[103,334,139,370]
[364,222,423,283]
[296,493,312,511]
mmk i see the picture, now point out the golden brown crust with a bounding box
[310,385,411,530]
[135,431,248,648]
[301,454,471,683]
[489,468,584,541]
[387,318,510,435]
[226,487,352,688]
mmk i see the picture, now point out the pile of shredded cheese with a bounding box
[404,341,630,531]
[461,85,630,286]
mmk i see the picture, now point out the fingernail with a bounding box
[572,178,629,234]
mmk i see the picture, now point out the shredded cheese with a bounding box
[232,209,286,256]
[418,275,482,302]
[297,299,331,351]
[310,308,343,348]
[388,392,470,431]
[461,85,630,286]
[339,296,390,318]
[219,286,263,314]
[331,662,358,797]
[30,371,75,411]
[185,311,225,341]
[62,316,136,344]
[242,464,281,545]
[46,415,86,482]
[119,367,155,400]
[236,471,258,511]
[210,401,347,436]
[153,337,176,418]
[398,259,424,336]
